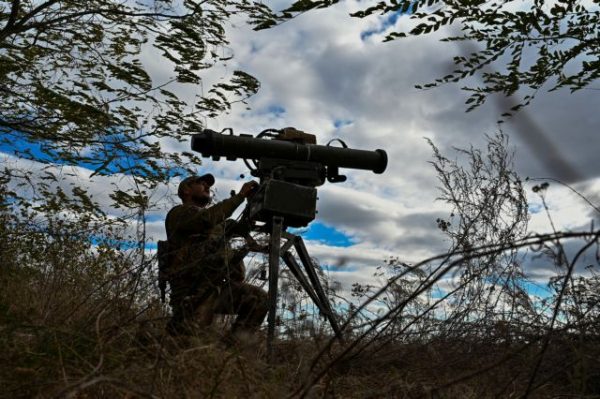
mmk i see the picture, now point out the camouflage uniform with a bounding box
[165,193,268,335]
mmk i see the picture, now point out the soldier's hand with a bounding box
[239,181,259,198]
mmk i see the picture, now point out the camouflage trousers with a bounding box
[167,280,268,336]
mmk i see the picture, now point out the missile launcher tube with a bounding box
[191,130,387,174]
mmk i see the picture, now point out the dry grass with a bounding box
[1,214,599,398]
[2,282,600,398]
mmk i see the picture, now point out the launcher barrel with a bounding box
[191,129,388,174]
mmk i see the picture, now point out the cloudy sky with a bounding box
[160,1,598,295]
[4,1,599,300]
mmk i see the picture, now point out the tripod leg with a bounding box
[294,236,344,341]
[281,251,325,311]
[267,216,283,361]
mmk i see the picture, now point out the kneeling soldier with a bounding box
[164,174,268,338]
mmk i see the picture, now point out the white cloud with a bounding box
[526,178,600,233]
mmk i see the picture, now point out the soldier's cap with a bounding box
[177,174,215,199]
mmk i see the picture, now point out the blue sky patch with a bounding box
[145,214,166,223]
[430,286,446,299]
[522,280,553,298]
[267,105,286,117]
[1,134,57,164]
[91,235,142,250]
[334,119,353,129]
[360,11,403,41]
[528,203,543,214]
[321,264,358,272]
[0,130,184,178]
[299,221,355,247]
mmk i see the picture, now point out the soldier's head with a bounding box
[178,174,215,207]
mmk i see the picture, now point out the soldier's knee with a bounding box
[242,285,268,309]
[255,288,268,312]
[259,288,268,303]
[249,285,267,301]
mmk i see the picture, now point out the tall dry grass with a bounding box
[2,210,599,398]
[2,132,599,397]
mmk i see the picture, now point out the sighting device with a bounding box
[191,127,388,358]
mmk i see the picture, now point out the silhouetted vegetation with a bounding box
[2,133,598,398]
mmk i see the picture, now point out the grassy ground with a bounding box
[2,301,599,399]
[1,221,599,398]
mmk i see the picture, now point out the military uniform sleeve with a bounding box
[169,194,245,236]
[204,193,245,226]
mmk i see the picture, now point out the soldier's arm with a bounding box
[202,181,258,226]
[201,194,245,226]
[171,194,245,235]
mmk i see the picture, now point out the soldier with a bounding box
[164,174,268,338]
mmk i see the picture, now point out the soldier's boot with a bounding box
[166,295,209,336]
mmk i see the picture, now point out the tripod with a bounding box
[263,215,344,360]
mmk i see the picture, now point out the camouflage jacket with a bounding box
[165,194,246,288]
